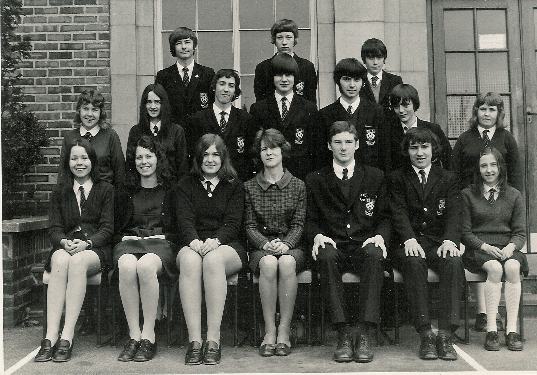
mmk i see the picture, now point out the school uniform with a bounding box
[360,70,403,109]
[155,62,215,124]
[318,97,389,171]
[389,118,452,171]
[305,162,391,325]
[249,93,321,180]
[388,164,464,332]
[254,54,317,104]
[187,106,257,181]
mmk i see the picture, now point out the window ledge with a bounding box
[2,216,49,233]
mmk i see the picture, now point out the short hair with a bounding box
[253,128,291,171]
[333,58,367,85]
[191,134,237,181]
[361,38,388,61]
[472,146,508,195]
[74,90,108,129]
[389,83,420,111]
[469,92,506,129]
[401,127,440,159]
[270,19,299,44]
[130,135,172,188]
[271,53,299,77]
[62,138,100,186]
[328,121,359,142]
[210,69,242,100]
[138,83,173,136]
[168,27,198,56]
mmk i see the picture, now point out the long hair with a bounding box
[138,83,173,137]
[253,128,291,171]
[389,83,420,111]
[73,90,109,129]
[128,135,172,189]
[468,92,506,129]
[191,134,237,181]
[471,146,508,195]
[61,138,100,187]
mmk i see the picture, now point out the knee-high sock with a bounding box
[485,280,502,332]
[504,281,521,334]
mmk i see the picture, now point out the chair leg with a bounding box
[464,282,470,344]
[307,283,312,346]
[111,283,117,346]
[252,280,258,347]
[320,280,325,345]
[167,282,172,347]
[233,285,238,347]
[96,285,103,346]
[394,283,399,345]
[519,276,524,340]
[43,284,48,339]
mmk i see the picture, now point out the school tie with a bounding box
[83,132,92,142]
[281,97,289,120]
[182,67,190,86]
[79,186,87,211]
[153,125,159,136]
[219,111,227,132]
[488,188,496,204]
[342,168,349,181]
[402,125,408,133]
[419,169,427,190]
[371,76,379,88]
[205,181,213,197]
[347,105,353,115]
[483,129,491,147]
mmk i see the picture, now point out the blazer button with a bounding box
[347,210,351,213]
[423,207,428,212]
[346,224,351,229]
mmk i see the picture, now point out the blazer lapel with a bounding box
[268,96,283,128]
[406,166,424,200]
[283,96,300,127]
[423,166,442,200]
[379,76,390,104]
[186,63,201,103]
[326,168,346,204]
[225,106,240,134]
[361,81,375,103]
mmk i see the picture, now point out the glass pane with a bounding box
[197,32,233,70]
[240,0,273,29]
[198,0,232,30]
[240,75,255,111]
[162,32,176,68]
[446,53,476,93]
[501,95,511,130]
[276,0,310,27]
[444,10,474,51]
[240,30,275,74]
[294,30,311,60]
[447,96,475,139]
[162,0,195,30]
[477,10,506,50]
[478,52,509,92]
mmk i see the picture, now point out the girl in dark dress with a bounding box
[35,139,114,363]
[114,136,178,362]
[245,129,306,357]
[461,148,527,351]
[175,134,245,366]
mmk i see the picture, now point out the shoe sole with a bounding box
[419,355,438,360]
[507,346,523,351]
[204,361,220,365]
[484,345,500,351]
[185,361,203,365]
[34,357,52,362]
[439,356,458,361]
[333,358,353,363]
[354,358,373,363]
[117,357,134,362]
[133,357,154,362]
[52,358,71,362]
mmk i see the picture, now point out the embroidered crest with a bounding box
[360,193,377,217]
[200,93,209,108]
[365,128,376,146]
[237,136,245,154]
[437,198,446,215]
[295,128,304,144]
[295,81,304,96]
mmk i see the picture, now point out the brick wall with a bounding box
[14,0,111,214]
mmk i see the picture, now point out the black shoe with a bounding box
[505,332,523,351]
[185,341,203,365]
[496,314,505,332]
[419,330,438,360]
[34,339,57,362]
[118,339,140,362]
[353,333,374,363]
[436,331,457,361]
[258,343,276,357]
[133,339,156,362]
[474,313,487,332]
[77,316,96,336]
[484,331,500,351]
[52,339,73,362]
[274,343,291,356]
[333,331,353,363]
[203,340,221,365]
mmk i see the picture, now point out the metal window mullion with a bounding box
[233,0,241,108]
[154,0,163,72]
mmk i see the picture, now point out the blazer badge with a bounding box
[236,136,245,154]
[360,193,377,217]
[437,198,446,215]
[295,81,304,96]
[295,128,304,145]
[200,93,209,108]
[365,127,376,146]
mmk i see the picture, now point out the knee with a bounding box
[317,245,337,265]
[504,259,521,282]
[443,255,464,270]
[136,256,160,281]
[118,254,137,275]
[278,255,297,277]
[50,249,70,271]
[484,260,503,281]
[177,248,202,276]
[363,244,384,263]
[68,253,88,273]
[202,251,224,274]
[402,256,426,272]
[259,256,278,279]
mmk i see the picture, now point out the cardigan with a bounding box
[461,185,526,251]
[244,170,306,250]
[174,174,244,247]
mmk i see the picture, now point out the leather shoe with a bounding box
[436,331,457,360]
[77,315,96,336]
[333,331,353,363]
[418,330,438,360]
[34,339,57,362]
[118,339,140,362]
[52,339,73,362]
[274,343,291,356]
[353,333,374,363]
[185,341,203,365]
[484,331,500,351]
[259,343,276,357]
[203,340,221,365]
[505,332,523,351]
[133,339,157,362]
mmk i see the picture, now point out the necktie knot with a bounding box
[488,188,496,204]
[182,67,190,86]
[83,132,92,141]
[403,125,408,133]
[153,125,158,136]
[347,105,353,115]
[342,168,349,181]
[483,129,491,146]
[281,97,289,120]
[371,76,379,88]
[219,111,227,131]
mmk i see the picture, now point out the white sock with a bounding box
[504,281,521,334]
[484,280,502,332]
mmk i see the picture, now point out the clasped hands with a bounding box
[189,238,220,256]
[481,242,515,261]
[311,234,386,261]
[60,238,88,255]
[262,238,290,255]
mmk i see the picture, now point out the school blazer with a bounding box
[254,54,317,104]
[155,63,215,124]
[360,70,403,109]
[388,165,461,247]
[250,94,321,180]
[187,107,257,181]
[305,164,391,245]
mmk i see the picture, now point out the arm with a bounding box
[48,188,68,249]
[125,126,138,186]
[450,139,463,188]
[282,182,306,248]
[162,187,180,244]
[505,133,523,191]
[215,182,245,244]
[304,174,325,241]
[244,185,270,250]
[57,137,68,185]
[303,62,318,104]
[88,184,114,248]
[175,180,200,245]
[442,173,462,244]
[460,190,484,250]
[112,190,133,245]
[509,191,527,250]
[253,61,269,102]
[110,130,126,188]
[376,106,390,172]
[173,124,190,179]
[438,127,453,170]
[373,176,391,244]
[388,172,416,242]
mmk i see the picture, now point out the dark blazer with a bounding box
[155,63,215,124]
[48,181,114,266]
[254,54,317,104]
[250,94,321,180]
[305,164,391,246]
[319,98,389,171]
[388,165,461,248]
[187,107,257,181]
[389,118,452,172]
[360,70,403,109]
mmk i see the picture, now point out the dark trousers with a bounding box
[393,238,465,332]
[317,242,384,325]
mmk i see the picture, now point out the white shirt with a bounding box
[333,159,355,180]
[150,121,161,135]
[73,179,93,214]
[401,116,418,132]
[367,70,383,86]
[79,125,100,137]
[201,176,220,192]
[483,184,500,200]
[478,125,496,140]
[213,104,231,124]
[177,60,195,80]
[274,91,294,117]
[340,97,360,115]
[411,164,432,184]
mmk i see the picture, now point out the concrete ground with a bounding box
[3,318,537,374]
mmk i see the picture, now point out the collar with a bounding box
[477,125,496,138]
[213,103,232,118]
[80,125,100,137]
[274,91,294,104]
[256,169,292,191]
[333,159,355,180]
[339,97,360,113]
[483,183,499,194]
[151,121,161,131]
[411,164,432,180]
[201,176,220,188]
[401,116,418,130]
[367,70,383,83]
[73,179,93,197]
[177,60,195,75]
